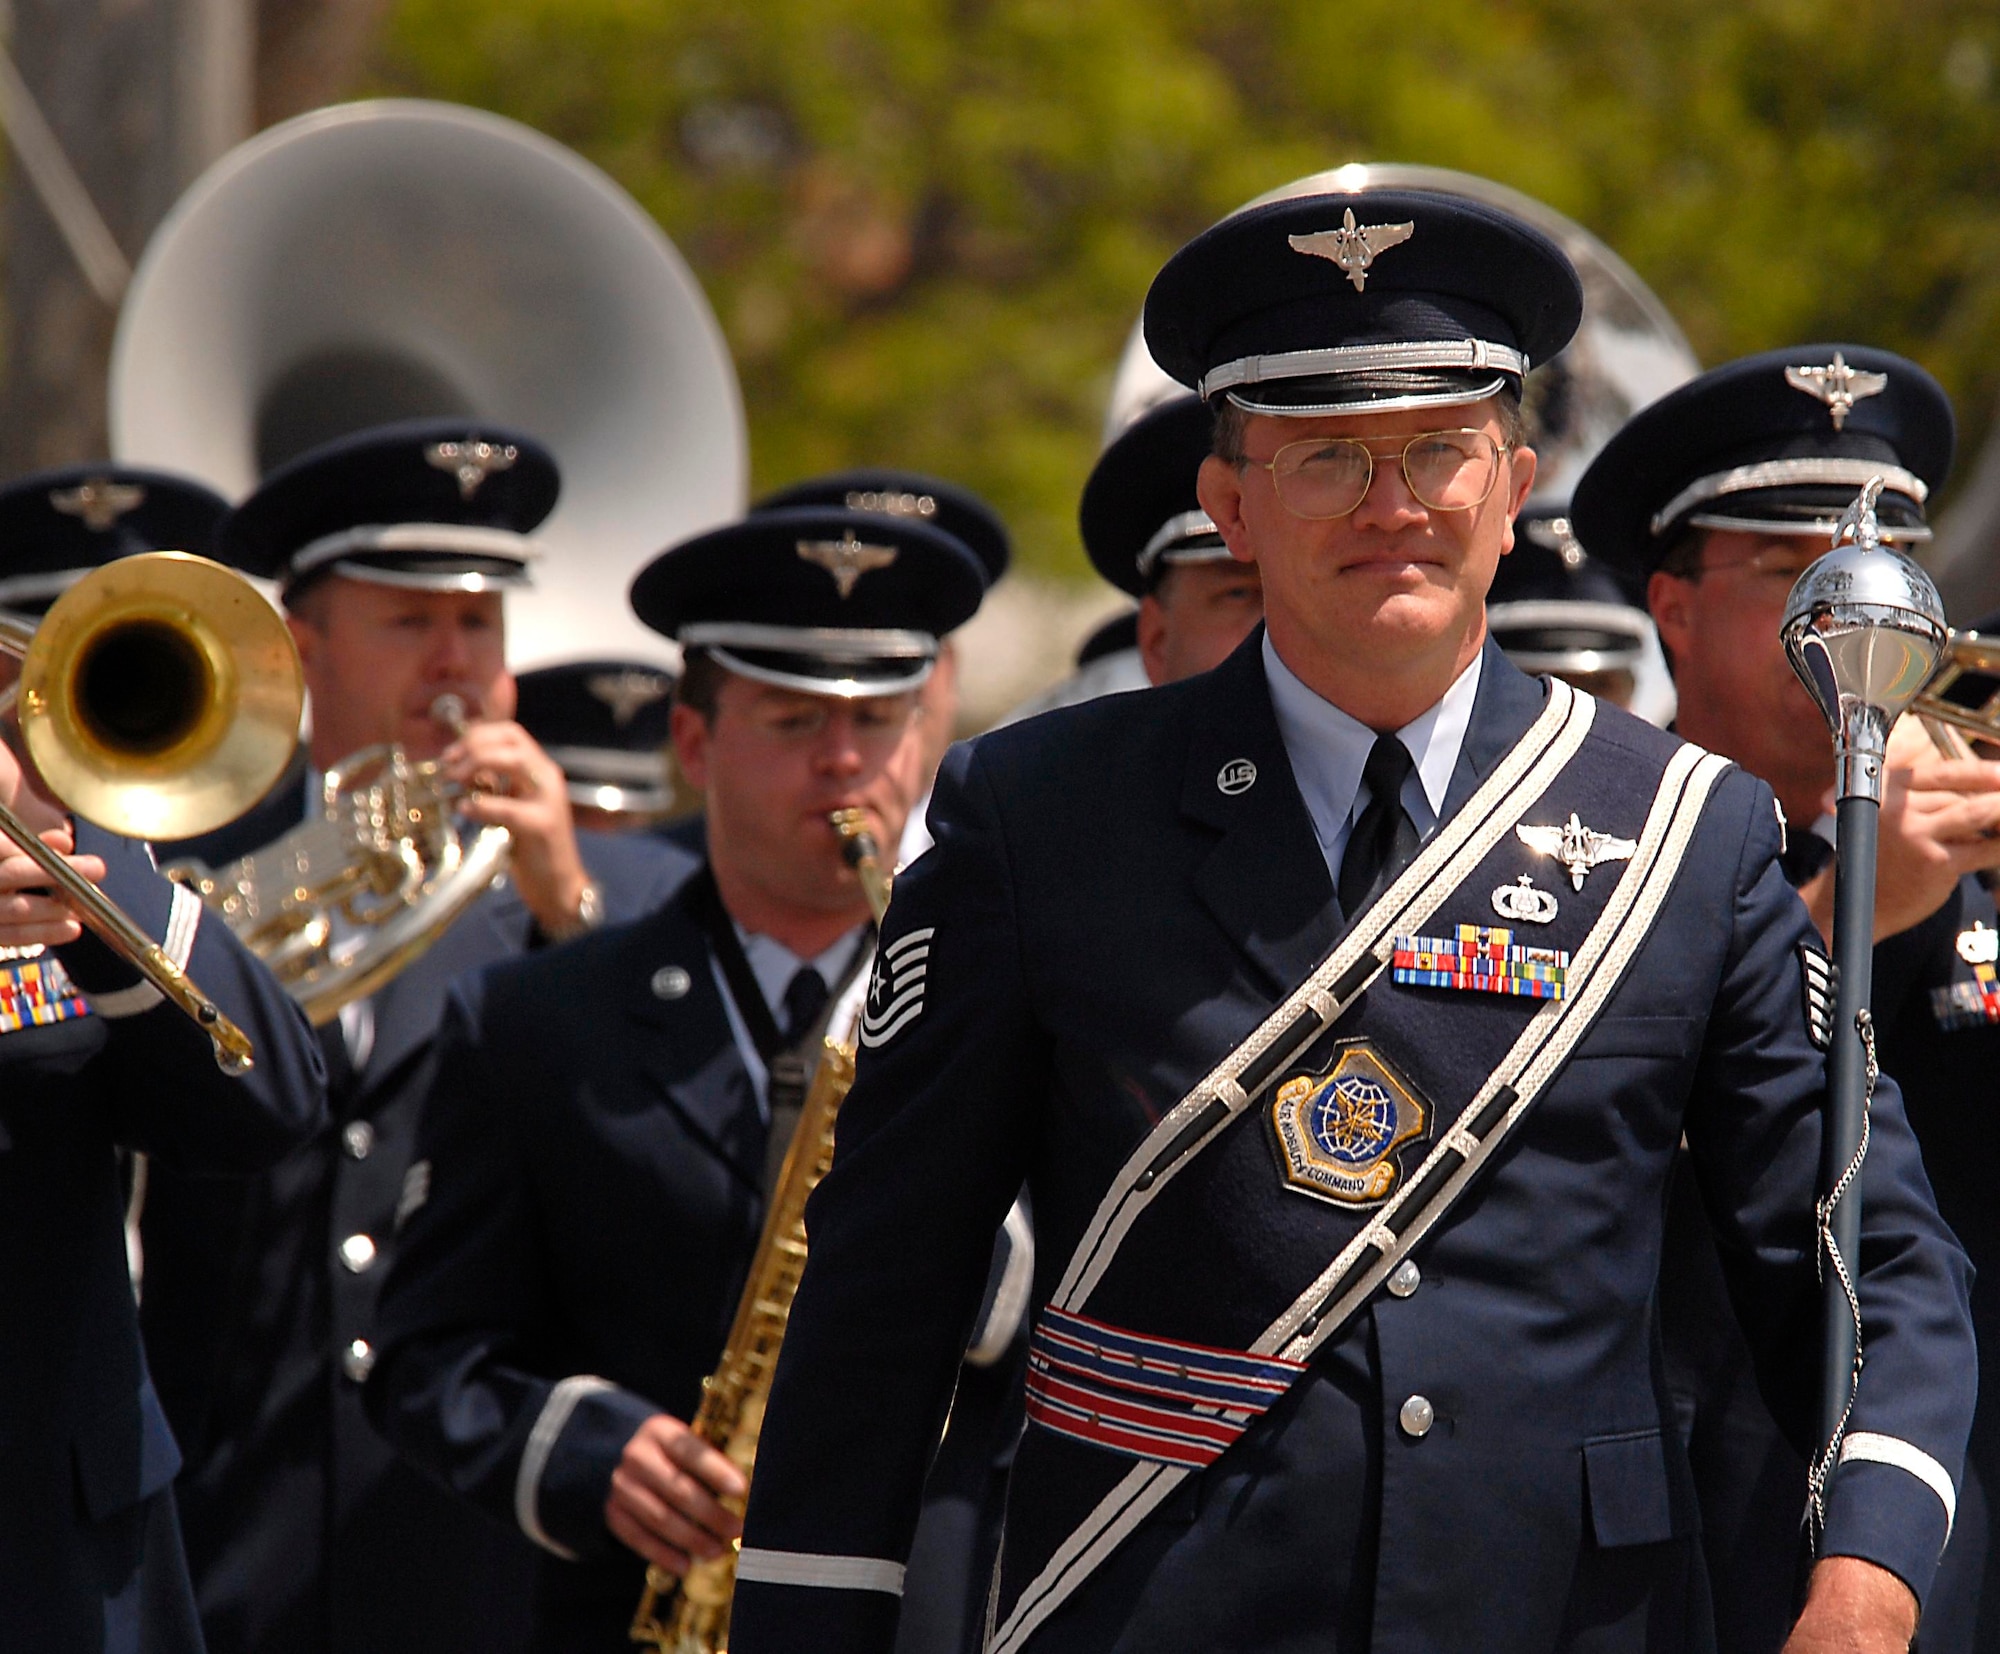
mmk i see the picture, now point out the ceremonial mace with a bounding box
[1779,477,1947,1529]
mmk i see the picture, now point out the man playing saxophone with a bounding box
[136,421,685,1654]
[364,505,986,1650]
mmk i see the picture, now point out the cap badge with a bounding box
[797,530,898,598]
[845,489,938,520]
[1516,813,1637,892]
[1491,874,1559,925]
[586,669,670,728]
[1783,352,1888,431]
[51,477,145,532]
[1288,208,1416,293]
[425,437,520,500]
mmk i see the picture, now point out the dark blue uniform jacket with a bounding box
[1,826,325,1654]
[729,633,1975,1654]
[136,765,690,1654]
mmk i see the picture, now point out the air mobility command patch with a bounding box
[1269,1040,1431,1209]
[1392,924,1569,1000]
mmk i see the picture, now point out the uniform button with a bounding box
[341,1339,376,1383]
[338,1233,378,1274]
[651,965,692,1001]
[341,1121,375,1160]
[1398,1394,1435,1439]
[1387,1259,1422,1298]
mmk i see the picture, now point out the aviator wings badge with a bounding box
[425,437,519,500]
[1783,352,1888,432]
[51,477,145,532]
[797,531,898,598]
[1517,813,1637,892]
[1288,209,1416,293]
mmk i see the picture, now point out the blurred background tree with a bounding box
[374,0,2000,585]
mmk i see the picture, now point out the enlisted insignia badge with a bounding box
[1517,813,1637,892]
[797,530,899,599]
[1216,758,1257,796]
[0,953,89,1032]
[1956,920,1999,967]
[1288,208,1416,293]
[859,926,933,1049]
[1491,874,1558,925]
[845,488,937,520]
[1270,1039,1431,1208]
[1799,943,1836,1050]
[1783,352,1888,432]
[50,476,145,532]
[586,668,671,728]
[425,436,519,500]
[1392,925,1569,1000]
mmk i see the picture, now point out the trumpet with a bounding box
[0,551,306,1072]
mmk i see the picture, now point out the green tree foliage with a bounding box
[378,0,2000,580]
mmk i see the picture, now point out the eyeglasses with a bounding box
[1243,430,1513,520]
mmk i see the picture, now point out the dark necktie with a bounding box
[780,966,830,1046]
[1338,735,1421,916]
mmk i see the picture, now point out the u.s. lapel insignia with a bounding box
[1956,920,1999,967]
[425,437,519,500]
[1799,943,1836,1050]
[1270,1040,1430,1208]
[1783,352,1888,432]
[51,476,145,532]
[1516,813,1637,892]
[797,530,898,598]
[1287,209,1416,293]
[1491,874,1558,925]
[1393,924,1569,1000]
[1216,758,1257,796]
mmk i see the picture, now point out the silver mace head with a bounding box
[1780,476,1947,802]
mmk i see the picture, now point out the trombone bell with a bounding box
[12,552,304,842]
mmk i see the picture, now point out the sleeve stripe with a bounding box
[515,1374,616,1559]
[84,883,206,1020]
[735,1548,906,1595]
[86,981,165,1019]
[1840,1431,1957,1538]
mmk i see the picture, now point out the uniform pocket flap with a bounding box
[1583,1429,1677,1548]
[72,1377,182,1522]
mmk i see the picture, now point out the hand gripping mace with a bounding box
[1779,477,1947,1534]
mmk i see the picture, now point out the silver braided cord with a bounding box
[1805,1007,1877,1545]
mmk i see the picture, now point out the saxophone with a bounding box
[630,808,891,1653]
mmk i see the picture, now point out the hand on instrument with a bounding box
[440,720,593,938]
[1799,716,2000,945]
[604,1412,747,1575]
[1782,1555,1916,1654]
[0,738,101,948]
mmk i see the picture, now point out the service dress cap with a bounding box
[629,506,986,699]
[1487,511,1652,684]
[514,657,678,818]
[756,468,1011,589]
[1143,190,1582,417]
[219,417,559,593]
[1080,395,1231,596]
[0,464,228,616]
[1571,344,1954,578]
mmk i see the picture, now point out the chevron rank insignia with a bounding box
[1799,943,1835,1050]
[1270,1040,1431,1209]
[1392,925,1568,1001]
[860,927,932,1049]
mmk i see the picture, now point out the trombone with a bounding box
[1912,632,2000,759]
[0,551,305,1072]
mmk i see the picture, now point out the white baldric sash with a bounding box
[990,686,1731,1654]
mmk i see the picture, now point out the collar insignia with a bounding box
[425,437,519,501]
[1516,813,1638,891]
[797,530,898,598]
[1288,209,1417,293]
[845,488,937,520]
[1783,352,1888,431]
[51,477,145,532]
[585,669,670,728]
[1270,1039,1431,1208]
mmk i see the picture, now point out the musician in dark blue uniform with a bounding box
[0,464,327,1652]
[365,507,987,1650]
[728,191,1975,1654]
[1573,346,2000,1652]
[136,423,686,1654]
